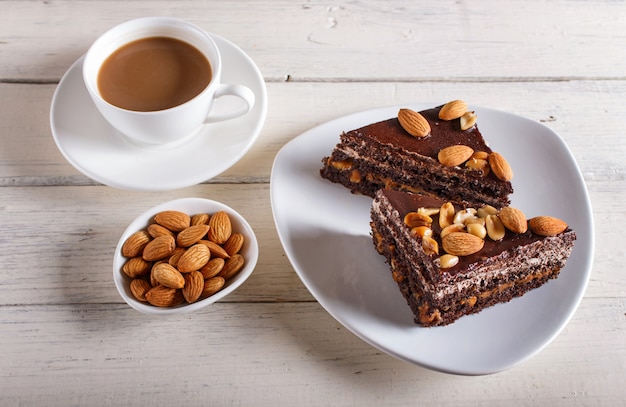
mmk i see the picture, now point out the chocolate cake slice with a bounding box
[321,100,514,208]
[370,189,576,327]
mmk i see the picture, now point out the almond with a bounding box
[198,240,230,259]
[147,223,175,239]
[190,213,210,226]
[152,262,185,289]
[398,108,431,138]
[498,206,528,234]
[145,285,184,307]
[489,152,513,181]
[122,230,151,258]
[441,232,484,256]
[439,100,467,120]
[438,145,474,167]
[167,247,186,268]
[130,278,152,302]
[150,261,164,287]
[201,276,226,299]
[177,243,211,273]
[218,254,245,280]
[182,271,204,303]
[154,210,190,232]
[207,211,232,244]
[122,256,152,278]
[142,234,176,261]
[176,224,210,247]
[199,258,225,279]
[223,233,245,256]
[529,216,568,236]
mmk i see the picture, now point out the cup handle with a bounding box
[204,84,255,123]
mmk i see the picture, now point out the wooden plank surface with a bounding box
[0,0,624,405]
[2,80,625,186]
[0,180,623,305]
[1,299,623,406]
[1,1,625,81]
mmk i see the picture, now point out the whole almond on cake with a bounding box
[438,145,474,167]
[498,206,528,234]
[529,216,568,236]
[489,152,513,182]
[439,100,468,120]
[441,232,485,256]
[398,108,431,138]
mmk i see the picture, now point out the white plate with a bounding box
[50,34,267,191]
[270,104,594,375]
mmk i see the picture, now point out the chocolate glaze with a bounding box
[350,107,492,160]
[380,188,574,278]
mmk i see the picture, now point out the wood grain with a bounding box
[0,299,623,406]
[0,0,624,405]
[2,80,625,186]
[1,1,625,81]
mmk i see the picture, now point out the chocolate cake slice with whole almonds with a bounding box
[320,100,514,208]
[370,188,576,327]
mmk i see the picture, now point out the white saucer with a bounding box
[50,34,267,191]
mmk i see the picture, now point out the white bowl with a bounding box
[113,198,258,315]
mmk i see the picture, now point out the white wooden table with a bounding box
[1,1,624,405]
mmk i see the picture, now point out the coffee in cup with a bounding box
[98,36,212,112]
[83,17,255,146]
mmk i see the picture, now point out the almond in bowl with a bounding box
[113,198,259,315]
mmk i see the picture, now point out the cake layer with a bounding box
[321,105,514,208]
[370,189,576,327]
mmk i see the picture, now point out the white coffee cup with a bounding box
[83,17,255,146]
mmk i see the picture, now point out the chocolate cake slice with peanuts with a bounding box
[370,189,576,327]
[321,100,514,208]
